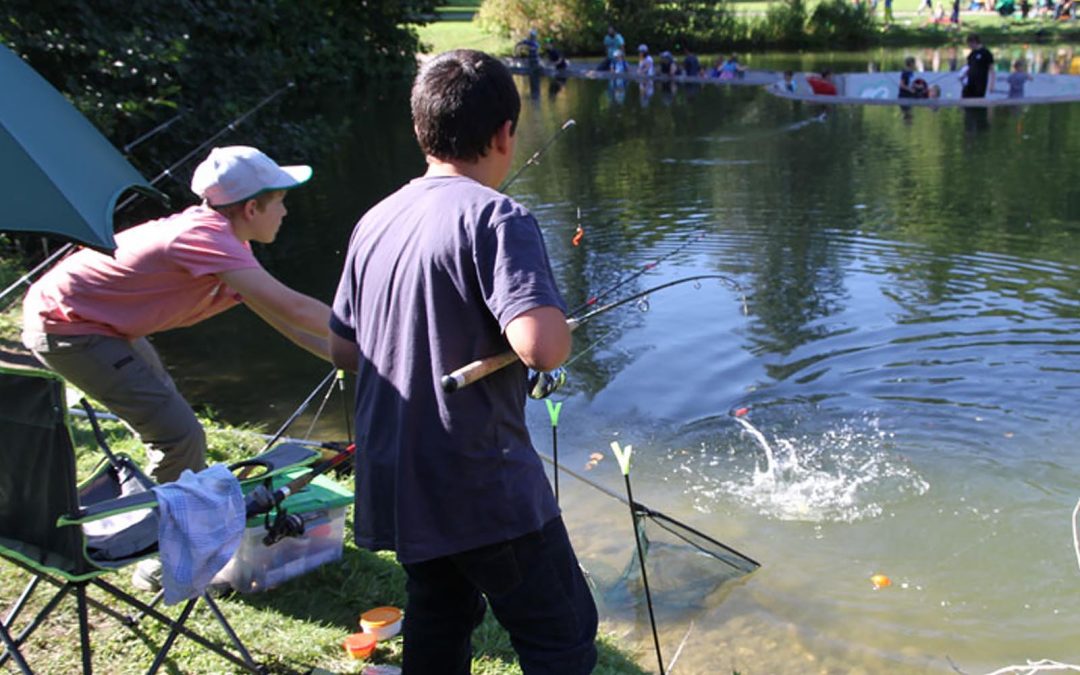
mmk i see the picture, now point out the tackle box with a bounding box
[212,468,353,593]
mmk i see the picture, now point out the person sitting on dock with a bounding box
[637,43,655,76]
[717,55,746,81]
[777,70,796,92]
[658,50,680,77]
[598,25,625,71]
[807,69,839,95]
[543,38,569,72]
[612,48,628,74]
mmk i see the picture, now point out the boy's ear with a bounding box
[492,119,514,156]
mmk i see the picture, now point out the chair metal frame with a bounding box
[0,359,269,675]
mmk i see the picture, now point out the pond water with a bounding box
[155,55,1080,673]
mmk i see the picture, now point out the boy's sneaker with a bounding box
[131,558,163,593]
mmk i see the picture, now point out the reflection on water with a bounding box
[157,68,1080,672]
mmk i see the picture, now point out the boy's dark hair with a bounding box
[411,50,521,163]
[967,33,981,44]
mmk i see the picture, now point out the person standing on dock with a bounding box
[962,33,995,97]
[328,49,598,675]
[599,24,625,71]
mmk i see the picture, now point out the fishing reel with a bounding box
[527,367,567,399]
[262,507,307,546]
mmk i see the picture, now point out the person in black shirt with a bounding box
[681,44,702,77]
[962,33,995,98]
[898,56,918,98]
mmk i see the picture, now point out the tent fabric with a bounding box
[0,44,161,250]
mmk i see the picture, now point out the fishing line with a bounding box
[499,118,576,192]
[568,230,707,319]
[0,82,295,309]
[441,273,746,393]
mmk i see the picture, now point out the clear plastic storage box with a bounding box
[212,469,352,593]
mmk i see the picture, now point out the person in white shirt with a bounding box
[637,44,654,76]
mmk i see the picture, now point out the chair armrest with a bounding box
[230,442,321,484]
[57,491,159,527]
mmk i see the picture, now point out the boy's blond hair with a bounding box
[212,190,282,220]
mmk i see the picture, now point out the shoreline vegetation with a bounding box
[422,0,1080,58]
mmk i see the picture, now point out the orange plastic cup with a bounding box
[360,606,403,640]
[343,632,377,659]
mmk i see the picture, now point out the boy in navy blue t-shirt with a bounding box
[329,50,597,674]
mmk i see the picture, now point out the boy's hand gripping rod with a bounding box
[440,274,746,393]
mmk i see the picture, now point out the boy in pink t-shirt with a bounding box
[23,146,331,499]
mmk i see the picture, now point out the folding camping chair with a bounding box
[0,355,320,674]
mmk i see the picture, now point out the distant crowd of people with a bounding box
[515,26,1052,104]
[594,25,748,81]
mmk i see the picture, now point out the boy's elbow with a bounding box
[522,337,571,372]
[506,306,572,371]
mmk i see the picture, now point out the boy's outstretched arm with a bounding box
[218,267,331,361]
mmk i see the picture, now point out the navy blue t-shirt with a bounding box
[330,175,566,564]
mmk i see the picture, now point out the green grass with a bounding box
[415,19,515,56]
[0,378,647,674]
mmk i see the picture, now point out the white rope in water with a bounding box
[1073,497,1080,574]
[977,500,1080,675]
[983,660,1080,675]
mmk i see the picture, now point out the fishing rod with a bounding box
[441,273,746,393]
[0,81,296,309]
[69,405,343,451]
[245,442,356,521]
[256,367,338,455]
[568,230,707,319]
[499,118,576,192]
[122,110,185,154]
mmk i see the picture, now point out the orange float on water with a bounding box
[870,574,892,589]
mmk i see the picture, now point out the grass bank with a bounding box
[0,407,649,674]
[0,260,647,674]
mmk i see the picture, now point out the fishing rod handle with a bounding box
[440,349,523,393]
[441,318,581,394]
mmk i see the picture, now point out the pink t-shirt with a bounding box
[23,205,261,339]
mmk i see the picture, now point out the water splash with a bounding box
[664,412,929,523]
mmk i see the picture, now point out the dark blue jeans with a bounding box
[401,517,598,675]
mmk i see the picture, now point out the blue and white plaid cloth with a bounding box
[154,464,245,605]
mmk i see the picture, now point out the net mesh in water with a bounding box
[608,504,759,613]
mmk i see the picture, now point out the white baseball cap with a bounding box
[190,146,312,207]
[637,44,648,53]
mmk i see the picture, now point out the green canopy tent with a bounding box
[0,44,161,251]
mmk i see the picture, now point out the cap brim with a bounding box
[274,165,312,190]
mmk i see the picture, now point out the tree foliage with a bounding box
[477,0,737,53]
[0,0,434,141]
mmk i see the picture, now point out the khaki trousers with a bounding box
[23,332,206,483]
